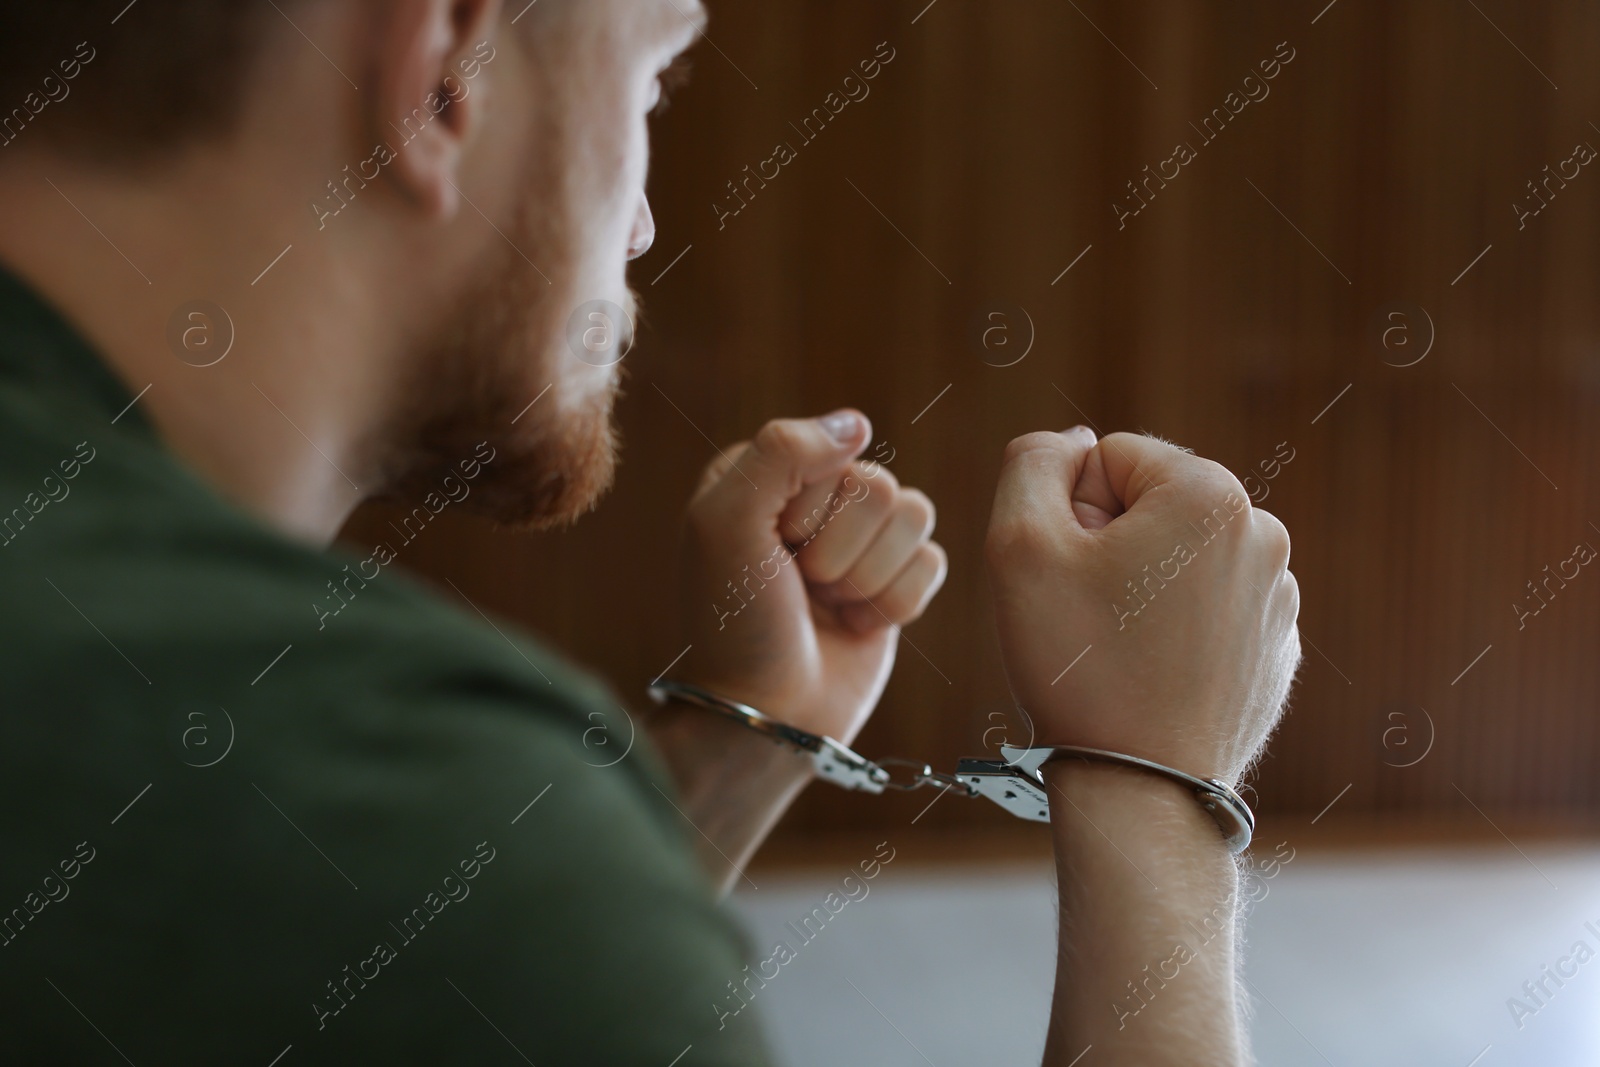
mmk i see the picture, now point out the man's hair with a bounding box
[0,2,274,162]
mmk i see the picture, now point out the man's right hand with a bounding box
[984,427,1301,787]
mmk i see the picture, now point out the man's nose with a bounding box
[627,197,656,260]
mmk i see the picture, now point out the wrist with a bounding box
[641,695,818,899]
[1042,759,1240,882]
[647,696,818,786]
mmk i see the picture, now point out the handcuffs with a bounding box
[647,679,1255,855]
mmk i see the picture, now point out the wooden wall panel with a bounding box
[342,0,1600,845]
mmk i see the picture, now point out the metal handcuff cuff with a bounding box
[646,678,1255,854]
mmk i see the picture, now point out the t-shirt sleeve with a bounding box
[438,711,778,1065]
[290,675,782,1067]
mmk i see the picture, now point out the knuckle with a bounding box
[874,583,912,620]
[691,441,749,501]
[697,451,727,480]
[895,488,936,534]
[786,499,839,546]
[885,596,923,626]
[1278,568,1301,618]
[841,477,892,521]
[1001,431,1064,467]
[753,419,807,463]
[802,552,849,585]
[890,544,946,621]
[1102,431,1146,453]
[1253,510,1292,569]
[691,454,730,498]
[1199,458,1249,503]
[851,457,899,492]
[1174,460,1249,515]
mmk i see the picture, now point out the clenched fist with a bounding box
[674,410,947,746]
[985,427,1300,786]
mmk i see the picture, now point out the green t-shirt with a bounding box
[0,269,773,1065]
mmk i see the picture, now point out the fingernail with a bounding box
[820,410,863,443]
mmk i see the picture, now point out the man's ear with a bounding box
[373,0,503,219]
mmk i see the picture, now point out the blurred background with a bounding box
[343,1,1600,1062]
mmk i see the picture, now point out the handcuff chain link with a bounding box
[874,757,978,796]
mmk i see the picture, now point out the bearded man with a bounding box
[0,3,1300,1064]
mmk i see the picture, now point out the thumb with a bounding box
[691,410,872,547]
[989,426,1099,542]
[1090,431,1200,512]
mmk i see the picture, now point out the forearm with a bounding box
[1043,759,1248,1067]
[644,699,817,897]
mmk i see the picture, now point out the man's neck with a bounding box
[0,152,405,545]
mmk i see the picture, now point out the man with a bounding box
[0,1,1300,1064]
